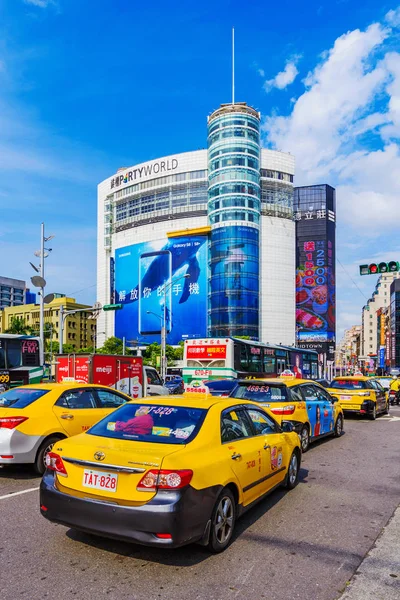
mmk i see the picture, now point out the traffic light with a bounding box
[359,261,399,275]
[103,303,123,311]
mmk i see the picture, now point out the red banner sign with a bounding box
[186,345,227,359]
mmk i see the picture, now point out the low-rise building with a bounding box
[0,296,96,351]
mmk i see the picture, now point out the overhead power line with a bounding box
[337,258,369,301]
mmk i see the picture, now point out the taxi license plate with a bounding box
[340,395,352,400]
[82,469,117,492]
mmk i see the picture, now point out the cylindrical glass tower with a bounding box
[207,103,261,339]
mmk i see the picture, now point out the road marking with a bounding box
[0,487,39,500]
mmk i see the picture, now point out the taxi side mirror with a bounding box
[281,421,294,433]
[330,396,338,404]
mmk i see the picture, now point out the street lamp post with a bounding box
[30,223,54,365]
[146,273,190,381]
[160,274,190,381]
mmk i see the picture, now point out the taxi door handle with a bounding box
[264,444,270,450]
[60,414,74,420]
[231,453,241,460]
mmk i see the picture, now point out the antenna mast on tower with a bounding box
[232,27,235,105]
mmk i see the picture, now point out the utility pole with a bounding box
[39,223,45,366]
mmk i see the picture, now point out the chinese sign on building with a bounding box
[294,186,336,354]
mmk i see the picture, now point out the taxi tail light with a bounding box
[137,469,193,491]
[270,405,295,416]
[45,452,67,475]
[0,416,28,429]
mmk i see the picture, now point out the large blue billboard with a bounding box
[114,234,208,345]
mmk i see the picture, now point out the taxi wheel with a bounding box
[208,488,236,553]
[369,405,377,421]
[334,415,343,437]
[286,450,300,490]
[34,435,62,476]
[300,426,310,452]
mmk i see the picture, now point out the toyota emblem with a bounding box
[94,451,105,461]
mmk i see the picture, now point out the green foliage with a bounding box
[5,316,34,335]
[62,343,75,354]
[77,346,95,354]
[96,336,131,356]
[142,342,183,367]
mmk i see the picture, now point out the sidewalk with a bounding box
[338,506,400,599]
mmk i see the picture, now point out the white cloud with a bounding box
[23,0,55,7]
[385,7,400,26]
[263,56,301,92]
[262,21,400,229]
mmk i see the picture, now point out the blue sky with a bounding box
[1,0,400,339]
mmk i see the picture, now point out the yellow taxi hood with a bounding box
[54,431,183,468]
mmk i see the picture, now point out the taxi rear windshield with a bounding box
[0,388,49,408]
[88,403,207,445]
[231,383,288,402]
[330,380,367,390]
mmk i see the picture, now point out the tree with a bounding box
[96,337,130,355]
[5,317,34,335]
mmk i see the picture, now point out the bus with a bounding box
[0,334,44,389]
[182,337,319,383]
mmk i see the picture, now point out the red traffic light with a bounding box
[369,263,378,274]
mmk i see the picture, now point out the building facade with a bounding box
[0,276,26,309]
[389,278,400,368]
[336,325,361,371]
[360,272,400,365]
[294,185,336,363]
[0,296,96,351]
[97,102,295,347]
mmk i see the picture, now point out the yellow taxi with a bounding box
[229,377,344,452]
[0,383,132,474]
[40,391,301,552]
[327,376,389,419]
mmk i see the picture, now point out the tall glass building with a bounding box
[97,103,296,347]
[207,103,261,338]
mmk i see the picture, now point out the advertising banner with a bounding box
[115,234,208,345]
[296,238,335,342]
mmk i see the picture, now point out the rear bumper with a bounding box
[0,430,42,464]
[341,400,375,415]
[40,472,221,548]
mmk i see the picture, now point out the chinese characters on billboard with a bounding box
[295,186,336,359]
[114,234,208,345]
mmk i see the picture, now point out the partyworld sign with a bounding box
[110,159,179,189]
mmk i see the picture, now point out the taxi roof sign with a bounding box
[184,380,210,396]
[280,369,295,379]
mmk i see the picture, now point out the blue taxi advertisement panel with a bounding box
[114,235,208,344]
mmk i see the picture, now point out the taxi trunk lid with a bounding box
[327,388,369,407]
[54,434,183,504]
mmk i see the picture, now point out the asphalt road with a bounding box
[1,407,400,600]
